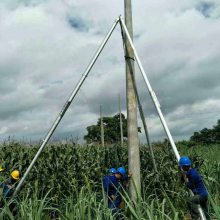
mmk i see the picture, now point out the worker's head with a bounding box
[10,170,20,182]
[179,156,191,171]
[108,168,117,176]
[115,167,126,180]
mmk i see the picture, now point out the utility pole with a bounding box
[100,105,105,147]
[118,95,124,147]
[135,90,158,173]
[124,0,141,201]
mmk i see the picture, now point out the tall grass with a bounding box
[0,186,182,220]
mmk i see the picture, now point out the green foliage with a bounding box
[190,119,220,145]
[0,143,219,219]
[84,113,141,144]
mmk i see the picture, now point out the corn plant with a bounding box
[0,142,219,219]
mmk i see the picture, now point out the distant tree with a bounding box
[213,119,220,143]
[190,132,201,143]
[84,113,141,144]
[190,119,220,145]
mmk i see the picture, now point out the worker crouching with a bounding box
[103,167,131,217]
[0,170,20,215]
[179,156,210,220]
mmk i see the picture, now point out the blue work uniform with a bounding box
[186,168,208,197]
[186,168,209,220]
[0,182,13,200]
[103,175,122,211]
[0,179,17,209]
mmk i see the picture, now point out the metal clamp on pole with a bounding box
[124,55,135,61]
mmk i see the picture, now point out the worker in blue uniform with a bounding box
[103,167,131,216]
[179,156,210,220]
[0,170,20,215]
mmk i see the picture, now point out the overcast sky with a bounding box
[0,0,220,143]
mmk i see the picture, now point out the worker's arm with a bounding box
[186,173,198,190]
[103,177,109,195]
[122,170,132,181]
[103,176,116,199]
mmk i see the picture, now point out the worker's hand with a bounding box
[128,170,132,178]
[111,195,117,201]
[180,167,188,182]
[178,167,188,183]
[7,185,13,189]
[179,166,184,172]
[179,167,185,176]
[183,174,188,182]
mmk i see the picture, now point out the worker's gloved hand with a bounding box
[178,166,186,182]
[111,195,117,201]
[178,167,188,183]
[128,170,132,178]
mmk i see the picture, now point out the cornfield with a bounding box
[0,142,219,219]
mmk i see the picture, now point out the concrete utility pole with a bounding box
[100,105,105,147]
[118,95,124,147]
[135,91,158,173]
[124,0,141,201]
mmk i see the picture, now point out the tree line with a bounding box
[190,119,220,145]
[84,113,141,144]
[84,113,220,146]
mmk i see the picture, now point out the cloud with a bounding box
[67,16,88,32]
[0,0,220,143]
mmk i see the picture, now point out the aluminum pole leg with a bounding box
[14,18,120,195]
[119,16,206,220]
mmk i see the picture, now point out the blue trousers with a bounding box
[108,196,122,216]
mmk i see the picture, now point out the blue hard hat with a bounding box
[179,156,191,167]
[108,168,117,174]
[117,167,126,178]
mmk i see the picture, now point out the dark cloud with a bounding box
[67,16,89,32]
[196,2,215,17]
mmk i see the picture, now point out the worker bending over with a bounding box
[0,170,20,215]
[179,156,210,220]
[103,167,132,216]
